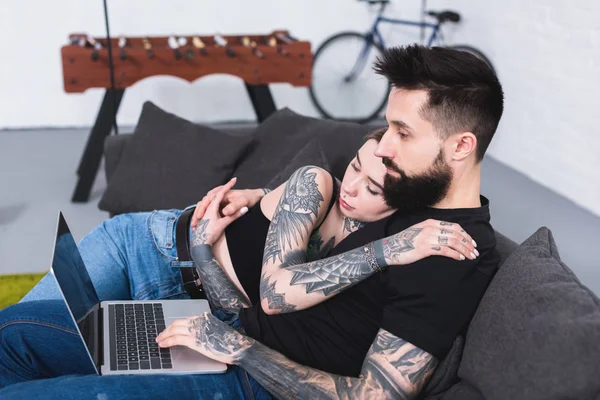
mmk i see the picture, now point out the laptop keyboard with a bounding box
[109,303,172,371]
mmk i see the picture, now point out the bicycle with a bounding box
[308,0,496,123]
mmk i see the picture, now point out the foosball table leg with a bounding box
[244,84,276,122]
[72,89,125,203]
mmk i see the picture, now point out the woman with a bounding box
[0,129,476,397]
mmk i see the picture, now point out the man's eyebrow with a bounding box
[389,119,413,132]
[356,152,361,166]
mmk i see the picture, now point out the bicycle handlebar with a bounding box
[357,0,390,4]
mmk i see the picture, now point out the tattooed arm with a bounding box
[191,231,251,314]
[189,178,252,315]
[260,218,479,315]
[240,328,438,399]
[158,312,438,400]
[259,165,334,313]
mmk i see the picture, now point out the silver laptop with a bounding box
[50,212,227,375]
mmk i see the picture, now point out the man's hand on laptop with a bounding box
[191,183,266,229]
[156,311,254,365]
[375,219,480,267]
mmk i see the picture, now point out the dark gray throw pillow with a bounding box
[232,107,375,189]
[99,101,254,214]
[264,139,331,190]
[419,336,465,400]
[457,227,600,400]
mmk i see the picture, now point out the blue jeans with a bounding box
[1,209,272,399]
[21,208,195,303]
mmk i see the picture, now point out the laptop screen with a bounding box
[50,212,101,372]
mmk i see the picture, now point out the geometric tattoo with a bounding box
[380,228,422,265]
[259,273,297,313]
[263,167,324,265]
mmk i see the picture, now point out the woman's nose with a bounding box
[342,179,359,197]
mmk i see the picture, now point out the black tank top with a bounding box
[225,170,339,304]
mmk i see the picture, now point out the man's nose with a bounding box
[374,132,396,159]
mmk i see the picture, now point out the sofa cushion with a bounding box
[264,139,331,190]
[439,381,484,400]
[419,336,464,400]
[457,227,600,400]
[98,101,254,214]
[231,108,316,189]
[232,108,376,189]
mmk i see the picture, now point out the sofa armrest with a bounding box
[103,134,133,184]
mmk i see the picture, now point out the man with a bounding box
[0,44,503,399]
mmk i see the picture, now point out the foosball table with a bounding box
[62,30,312,202]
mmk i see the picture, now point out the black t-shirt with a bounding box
[239,196,500,377]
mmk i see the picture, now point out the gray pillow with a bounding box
[99,101,254,214]
[438,381,484,400]
[232,107,375,189]
[232,108,317,189]
[457,227,600,400]
[264,139,331,190]
[419,336,464,400]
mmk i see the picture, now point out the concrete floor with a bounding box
[0,126,599,295]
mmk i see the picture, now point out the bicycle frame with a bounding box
[347,4,442,82]
[369,3,442,48]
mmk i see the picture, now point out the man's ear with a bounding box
[451,132,477,161]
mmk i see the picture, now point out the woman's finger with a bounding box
[439,235,476,260]
[222,177,238,192]
[191,184,224,228]
[219,206,249,228]
[430,245,465,261]
[436,230,476,260]
[191,196,212,228]
[207,186,228,215]
[221,196,249,217]
[434,220,478,257]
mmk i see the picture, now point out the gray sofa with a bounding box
[101,103,600,400]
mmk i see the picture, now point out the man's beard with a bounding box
[382,150,453,214]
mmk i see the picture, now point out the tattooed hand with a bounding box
[156,312,255,365]
[374,219,480,267]
[191,186,266,229]
[192,178,249,246]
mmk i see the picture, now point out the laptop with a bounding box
[49,212,227,375]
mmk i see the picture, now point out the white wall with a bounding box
[1,0,599,217]
[426,0,600,218]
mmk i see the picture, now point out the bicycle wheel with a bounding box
[446,45,497,75]
[309,32,390,123]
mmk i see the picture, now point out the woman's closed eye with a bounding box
[366,186,380,196]
[352,162,382,196]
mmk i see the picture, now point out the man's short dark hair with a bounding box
[373,45,504,162]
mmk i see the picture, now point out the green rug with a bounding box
[0,273,46,309]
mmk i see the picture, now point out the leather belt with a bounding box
[175,207,206,299]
